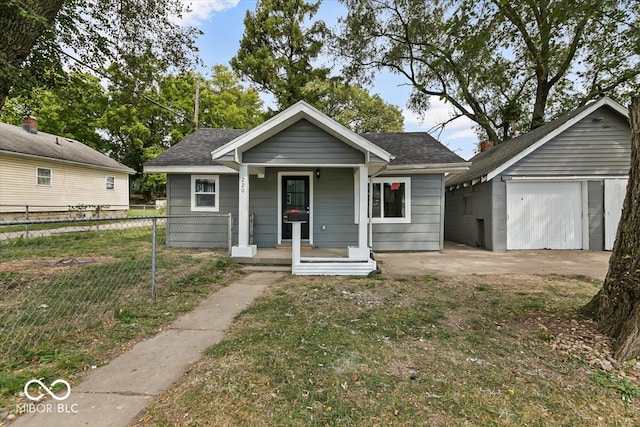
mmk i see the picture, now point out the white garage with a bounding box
[445,97,631,252]
[506,181,584,250]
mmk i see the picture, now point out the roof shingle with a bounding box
[145,127,465,168]
[0,122,135,174]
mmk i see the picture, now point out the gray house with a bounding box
[145,101,468,273]
[445,96,630,251]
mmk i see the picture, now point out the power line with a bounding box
[56,48,193,124]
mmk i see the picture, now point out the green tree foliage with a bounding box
[231,0,329,110]
[0,0,65,108]
[337,0,640,143]
[304,80,403,133]
[0,72,107,150]
[231,0,404,132]
[0,0,199,109]
[101,64,264,199]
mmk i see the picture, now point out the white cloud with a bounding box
[179,0,240,26]
[447,128,478,140]
[402,96,476,133]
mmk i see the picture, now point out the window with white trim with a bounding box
[106,176,115,190]
[36,167,51,186]
[370,177,411,223]
[191,175,219,211]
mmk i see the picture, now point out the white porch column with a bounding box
[231,164,257,257]
[349,165,370,260]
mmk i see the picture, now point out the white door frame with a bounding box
[277,171,314,245]
[604,178,628,250]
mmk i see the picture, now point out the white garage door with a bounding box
[604,178,628,251]
[507,182,583,250]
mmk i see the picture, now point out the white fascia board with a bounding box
[509,175,628,181]
[242,162,366,168]
[380,162,470,175]
[486,97,629,182]
[210,101,392,163]
[143,165,238,174]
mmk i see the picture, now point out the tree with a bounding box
[0,72,108,150]
[0,0,199,109]
[337,0,640,143]
[304,80,403,132]
[0,0,66,108]
[231,0,329,109]
[581,97,640,361]
[101,65,264,199]
[231,0,404,131]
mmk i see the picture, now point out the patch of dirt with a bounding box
[0,256,116,275]
[528,312,640,382]
[0,257,117,296]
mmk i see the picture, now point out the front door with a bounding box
[282,175,310,241]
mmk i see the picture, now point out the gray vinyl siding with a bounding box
[444,180,505,251]
[165,174,238,248]
[588,180,604,251]
[491,180,507,252]
[372,175,444,251]
[248,171,278,248]
[243,119,364,165]
[503,107,631,176]
[313,168,358,248]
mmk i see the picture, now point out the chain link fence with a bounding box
[0,213,233,365]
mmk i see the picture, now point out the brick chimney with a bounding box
[22,116,38,134]
[479,141,494,152]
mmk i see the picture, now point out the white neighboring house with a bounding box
[0,117,135,220]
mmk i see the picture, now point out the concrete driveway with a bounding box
[376,242,611,280]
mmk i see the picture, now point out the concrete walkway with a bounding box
[11,272,282,427]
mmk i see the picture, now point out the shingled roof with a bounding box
[146,127,465,168]
[0,122,135,174]
[445,97,628,187]
[362,132,464,165]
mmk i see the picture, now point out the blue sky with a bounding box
[180,0,478,159]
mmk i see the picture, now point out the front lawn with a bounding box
[135,274,640,426]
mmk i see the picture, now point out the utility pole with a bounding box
[194,79,200,129]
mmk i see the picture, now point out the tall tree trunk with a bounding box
[0,0,65,109]
[581,97,640,361]
[530,78,549,130]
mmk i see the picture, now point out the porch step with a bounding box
[292,259,377,276]
[243,265,291,273]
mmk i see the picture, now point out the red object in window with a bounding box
[390,182,401,190]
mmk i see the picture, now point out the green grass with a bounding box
[136,274,640,426]
[0,226,241,413]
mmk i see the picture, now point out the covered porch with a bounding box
[211,102,391,275]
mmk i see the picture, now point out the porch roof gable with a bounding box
[210,101,393,164]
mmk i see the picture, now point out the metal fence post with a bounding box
[24,205,29,244]
[151,216,157,299]
[228,213,233,256]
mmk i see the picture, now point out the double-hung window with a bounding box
[191,175,219,211]
[106,176,115,190]
[36,167,51,186]
[370,177,411,223]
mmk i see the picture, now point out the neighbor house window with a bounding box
[369,177,411,223]
[36,167,51,186]
[191,175,219,211]
[106,176,115,190]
